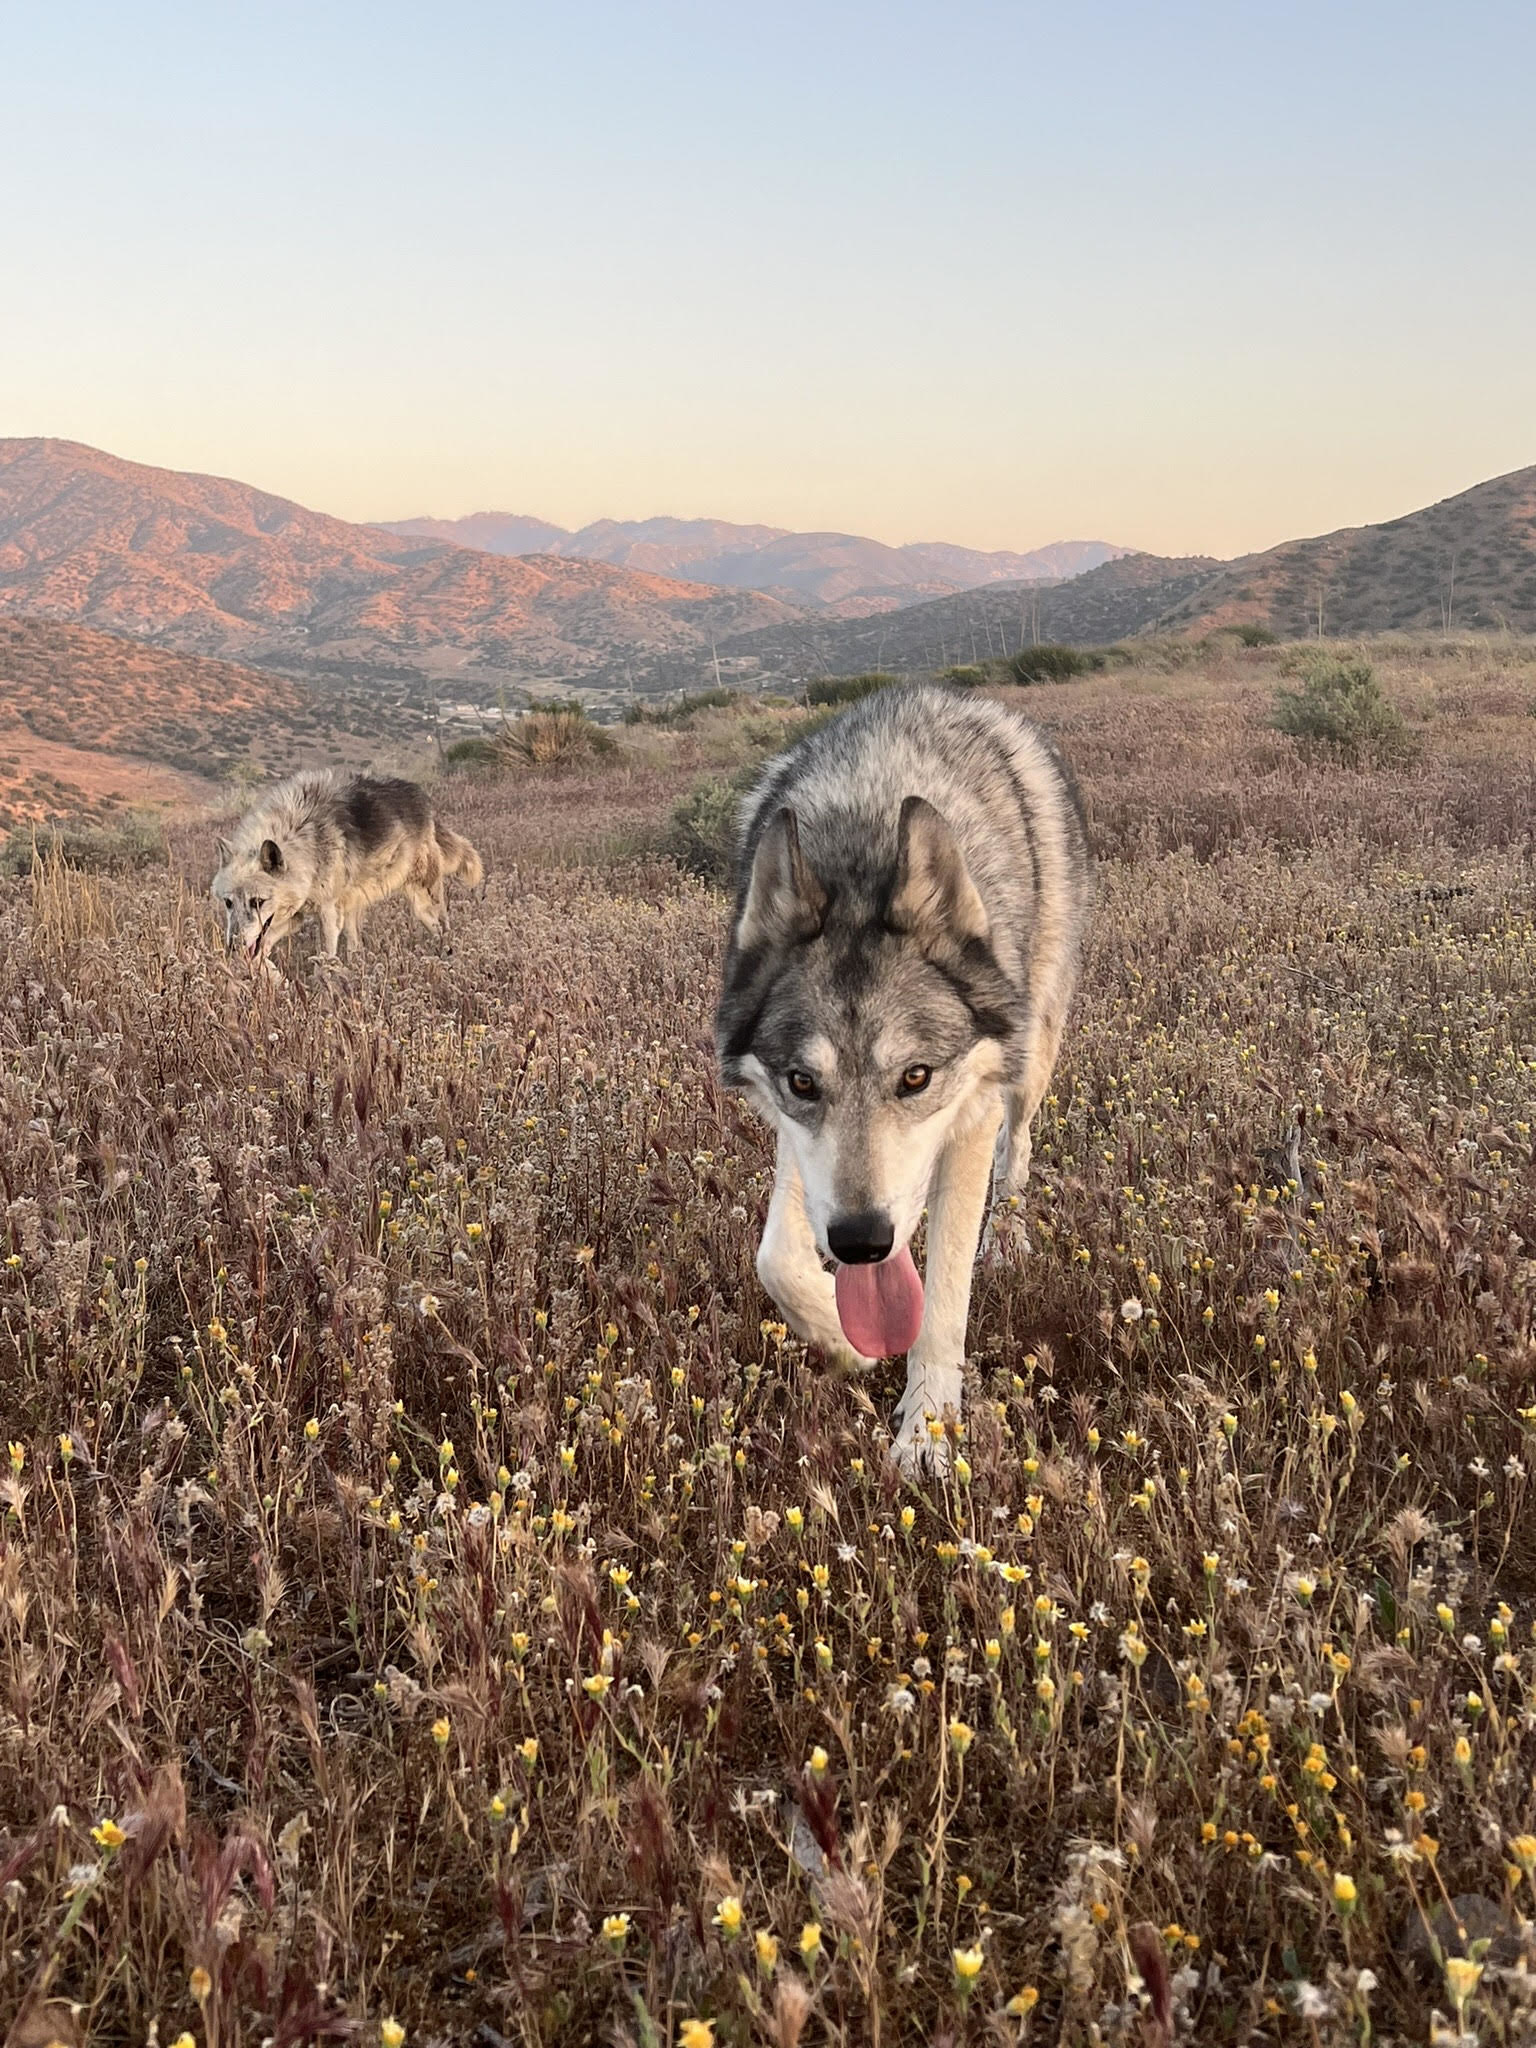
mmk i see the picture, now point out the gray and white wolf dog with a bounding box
[211,771,484,973]
[715,684,1092,1469]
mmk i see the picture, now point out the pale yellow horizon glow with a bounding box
[16,400,1531,567]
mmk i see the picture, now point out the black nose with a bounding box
[827,1211,895,1264]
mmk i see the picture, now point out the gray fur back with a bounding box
[733,684,1092,993]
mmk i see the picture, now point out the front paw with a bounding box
[815,1332,878,1374]
[889,1359,964,1475]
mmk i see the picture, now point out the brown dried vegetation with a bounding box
[1,646,1535,2045]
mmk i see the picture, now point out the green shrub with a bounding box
[666,770,754,884]
[1011,644,1091,684]
[937,665,989,688]
[1233,622,1278,647]
[443,736,504,771]
[1272,652,1411,761]
[805,672,899,707]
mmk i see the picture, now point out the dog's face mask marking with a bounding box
[211,836,299,962]
[728,797,1016,1261]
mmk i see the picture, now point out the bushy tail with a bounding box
[435,825,484,891]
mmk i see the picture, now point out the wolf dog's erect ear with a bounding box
[737,807,826,949]
[215,837,232,865]
[259,838,284,875]
[888,795,989,945]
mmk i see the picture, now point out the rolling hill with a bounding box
[380,510,1124,613]
[0,616,424,831]
[644,461,1536,682]
[0,440,804,694]
[1162,464,1536,637]
[597,550,1223,692]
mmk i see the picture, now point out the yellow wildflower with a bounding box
[1444,1956,1482,2008]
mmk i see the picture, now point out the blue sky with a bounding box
[3,1,1533,554]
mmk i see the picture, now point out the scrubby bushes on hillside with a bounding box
[442,735,504,771]
[1011,644,1101,684]
[623,687,738,726]
[804,672,899,707]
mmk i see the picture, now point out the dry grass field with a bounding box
[2,642,1535,2048]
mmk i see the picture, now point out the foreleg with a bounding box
[757,1147,874,1371]
[894,1100,1002,1471]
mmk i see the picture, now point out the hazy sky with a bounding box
[4,2,1534,557]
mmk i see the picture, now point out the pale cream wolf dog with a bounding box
[212,772,483,972]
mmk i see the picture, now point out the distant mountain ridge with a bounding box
[595,551,1223,694]
[0,439,803,694]
[6,440,1532,729]
[600,463,1536,689]
[379,509,1125,613]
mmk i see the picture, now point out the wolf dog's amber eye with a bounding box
[786,1070,819,1101]
[899,1064,932,1096]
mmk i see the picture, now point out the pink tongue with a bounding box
[834,1245,925,1358]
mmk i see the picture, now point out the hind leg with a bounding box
[980,1090,1036,1264]
[981,1010,1068,1260]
